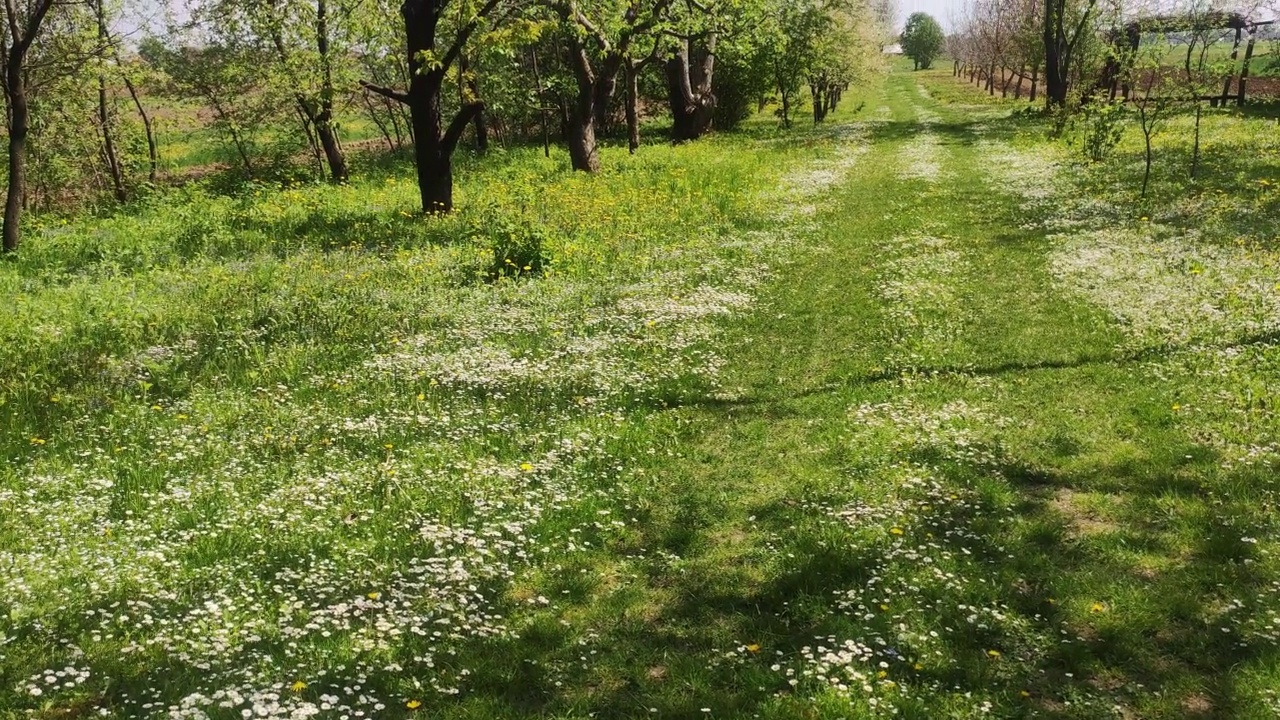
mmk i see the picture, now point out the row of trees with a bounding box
[948,0,1053,102]
[948,0,1275,196]
[949,0,1274,110]
[0,0,899,250]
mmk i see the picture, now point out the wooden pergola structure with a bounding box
[1101,12,1277,106]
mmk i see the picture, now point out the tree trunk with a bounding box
[412,118,453,213]
[1044,57,1067,106]
[122,72,158,183]
[314,0,348,181]
[273,0,348,182]
[566,105,599,172]
[3,64,27,252]
[297,105,325,176]
[1190,104,1202,180]
[666,34,716,142]
[1141,127,1152,197]
[472,103,489,152]
[625,60,640,153]
[359,0,490,211]
[1238,35,1256,106]
[98,74,127,202]
[96,0,126,203]
[459,54,488,153]
[1042,0,1076,109]
[564,35,609,172]
[314,109,348,181]
[531,50,550,158]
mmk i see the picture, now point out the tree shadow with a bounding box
[436,406,1280,718]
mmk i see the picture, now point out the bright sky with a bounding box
[898,0,970,31]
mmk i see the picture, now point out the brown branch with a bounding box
[632,34,664,71]
[442,102,484,155]
[359,79,409,104]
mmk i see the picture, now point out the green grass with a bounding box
[4,65,1280,720]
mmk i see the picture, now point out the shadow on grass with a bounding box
[436,407,1279,718]
[398,90,1280,719]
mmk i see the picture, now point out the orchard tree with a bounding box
[769,0,876,127]
[704,7,775,132]
[1042,0,1097,107]
[870,0,898,50]
[143,37,281,177]
[360,0,520,212]
[258,0,356,182]
[664,0,717,142]
[2,0,57,251]
[901,11,943,69]
[186,0,361,182]
[551,0,670,172]
[769,0,827,128]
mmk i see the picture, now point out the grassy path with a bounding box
[7,67,1280,720]
[506,70,1280,719]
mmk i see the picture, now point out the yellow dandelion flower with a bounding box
[889,527,904,536]
[520,462,535,472]
[1090,601,1106,613]
[367,591,381,600]
[745,643,761,653]
[290,680,307,692]
[987,649,1001,658]
[406,700,422,710]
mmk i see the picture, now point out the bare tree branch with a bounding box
[442,101,483,155]
[359,79,409,104]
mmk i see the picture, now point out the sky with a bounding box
[897,0,970,31]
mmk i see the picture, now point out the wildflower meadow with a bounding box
[4,60,1280,720]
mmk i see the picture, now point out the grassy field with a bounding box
[3,63,1280,719]
[1153,38,1280,78]
[143,93,390,175]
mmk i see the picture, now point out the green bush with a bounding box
[478,215,555,279]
